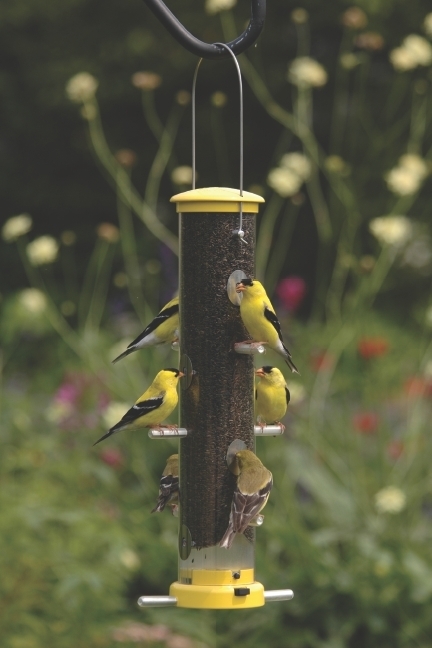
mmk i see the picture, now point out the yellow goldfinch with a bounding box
[255,366,290,427]
[152,454,179,514]
[112,296,179,363]
[93,368,184,445]
[236,278,299,374]
[219,450,273,549]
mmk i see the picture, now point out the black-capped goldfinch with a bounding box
[219,450,273,549]
[93,368,183,445]
[255,366,290,427]
[112,296,179,363]
[152,454,179,514]
[236,278,299,374]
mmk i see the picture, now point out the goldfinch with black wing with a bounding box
[112,296,179,363]
[219,450,273,549]
[236,278,299,374]
[93,368,183,445]
[152,454,179,514]
[255,366,290,428]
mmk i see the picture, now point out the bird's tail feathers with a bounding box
[285,356,300,375]
[219,526,236,549]
[151,498,166,513]
[112,346,136,364]
[282,344,300,375]
[93,425,121,446]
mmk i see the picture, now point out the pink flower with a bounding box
[276,276,306,313]
[99,448,124,469]
[352,411,379,435]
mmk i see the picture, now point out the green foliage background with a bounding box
[2,0,432,646]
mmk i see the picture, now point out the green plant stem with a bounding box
[255,193,284,280]
[16,239,86,362]
[141,90,164,142]
[116,171,149,323]
[144,104,183,210]
[84,240,116,334]
[85,99,179,255]
[295,86,332,243]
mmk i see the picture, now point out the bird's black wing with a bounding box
[285,387,291,406]
[111,395,164,431]
[128,303,179,348]
[263,306,284,344]
[151,474,179,513]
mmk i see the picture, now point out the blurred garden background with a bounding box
[2,0,432,646]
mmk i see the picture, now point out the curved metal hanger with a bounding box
[142,0,266,59]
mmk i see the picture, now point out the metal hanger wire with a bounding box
[191,44,246,243]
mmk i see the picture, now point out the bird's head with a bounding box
[255,365,285,385]
[155,368,185,388]
[235,449,262,471]
[236,277,265,297]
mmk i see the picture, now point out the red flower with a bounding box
[276,276,306,313]
[99,447,125,469]
[403,376,432,398]
[387,440,404,460]
[357,337,389,359]
[352,411,379,435]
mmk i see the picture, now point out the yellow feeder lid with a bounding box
[170,187,265,213]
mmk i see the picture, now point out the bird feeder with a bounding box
[136,0,293,610]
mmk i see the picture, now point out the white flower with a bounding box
[399,154,428,180]
[171,166,193,186]
[288,57,328,88]
[119,549,140,570]
[424,13,432,38]
[26,236,59,266]
[102,402,131,429]
[267,167,303,197]
[385,153,428,195]
[286,381,306,406]
[402,34,432,65]
[2,214,33,241]
[205,0,236,14]
[389,47,418,71]
[390,35,432,70]
[18,288,47,314]
[369,216,413,247]
[66,72,99,103]
[374,486,406,514]
[280,152,312,181]
[385,167,421,195]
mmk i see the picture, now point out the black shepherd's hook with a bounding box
[142,0,266,59]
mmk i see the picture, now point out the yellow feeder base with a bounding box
[170,569,265,609]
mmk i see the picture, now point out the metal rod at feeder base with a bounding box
[264,589,294,602]
[138,595,177,608]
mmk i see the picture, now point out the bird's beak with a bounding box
[255,369,265,378]
[236,283,245,293]
[178,371,185,378]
